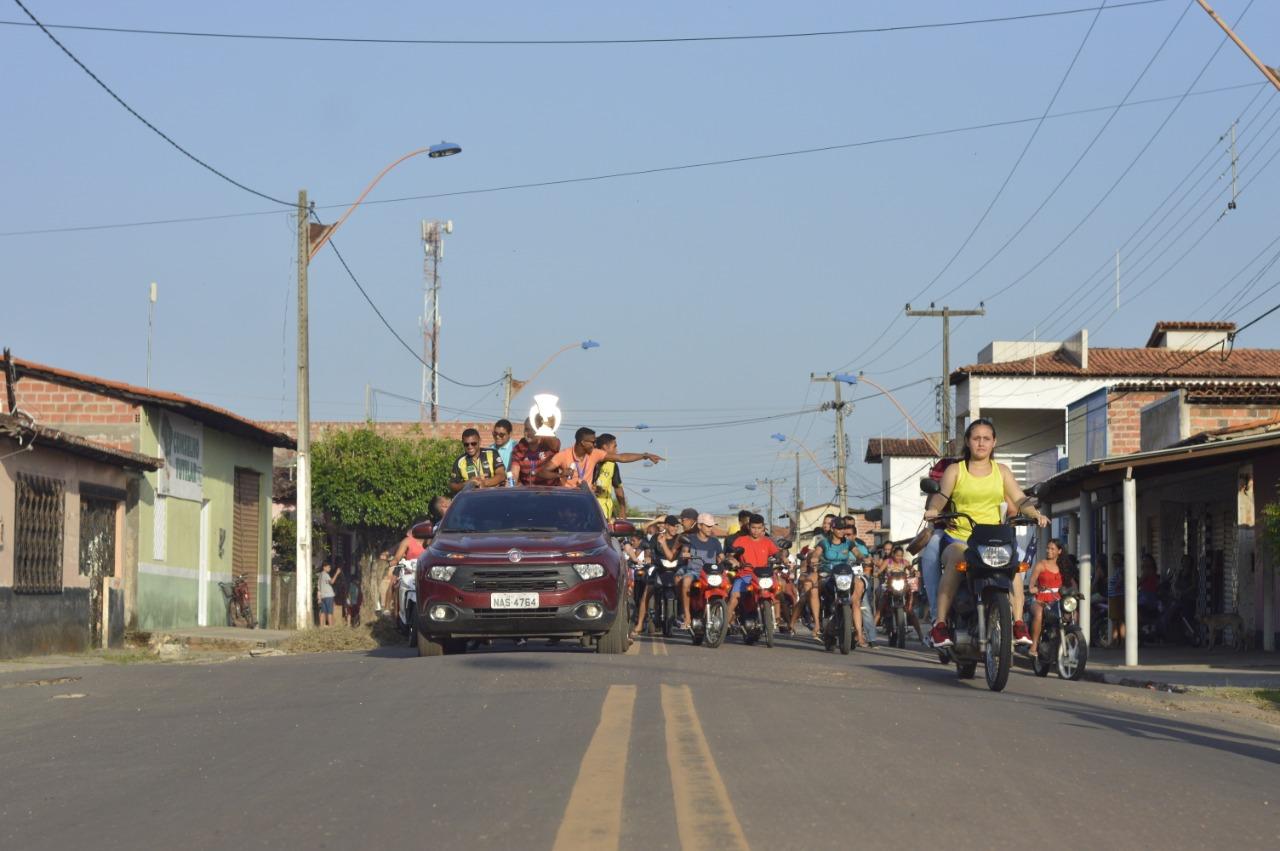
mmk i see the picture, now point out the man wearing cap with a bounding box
[539,427,662,487]
[631,514,682,639]
[677,511,723,630]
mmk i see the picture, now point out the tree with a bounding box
[311,427,457,577]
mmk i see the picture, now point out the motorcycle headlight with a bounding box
[573,563,606,580]
[428,565,456,581]
[835,575,853,591]
[706,575,723,587]
[890,578,906,592]
[757,577,774,590]
[1062,595,1078,613]
[978,545,1012,568]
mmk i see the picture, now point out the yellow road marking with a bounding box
[652,639,668,656]
[660,684,750,851]
[552,685,636,851]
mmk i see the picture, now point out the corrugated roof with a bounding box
[952,347,1280,384]
[0,413,162,471]
[7,356,295,449]
[865,437,938,463]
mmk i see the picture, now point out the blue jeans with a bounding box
[920,534,942,621]
[857,575,877,641]
[731,576,753,595]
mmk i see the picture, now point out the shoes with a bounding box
[1013,620,1032,646]
[930,621,953,648]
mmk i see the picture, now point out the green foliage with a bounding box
[311,427,456,549]
[1264,499,1280,562]
[272,515,297,572]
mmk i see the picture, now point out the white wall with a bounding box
[884,456,933,540]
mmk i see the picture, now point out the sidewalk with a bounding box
[1081,645,1280,690]
[0,627,295,676]
[155,626,295,652]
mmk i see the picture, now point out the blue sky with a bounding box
[4,0,1280,515]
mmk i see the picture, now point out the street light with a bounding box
[503,340,601,417]
[295,141,462,629]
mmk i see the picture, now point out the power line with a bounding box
[10,0,291,208]
[1,81,1266,239]
[0,2,1173,46]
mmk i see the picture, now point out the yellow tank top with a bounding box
[948,461,1004,541]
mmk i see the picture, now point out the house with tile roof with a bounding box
[863,437,938,541]
[2,354,294,633]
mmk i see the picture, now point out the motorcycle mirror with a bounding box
[920,477,941,495]
[732,546,745,557]
[775,538,792,549]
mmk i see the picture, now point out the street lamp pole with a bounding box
[295,142,461,630]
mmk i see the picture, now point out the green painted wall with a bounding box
[136,407,274,631]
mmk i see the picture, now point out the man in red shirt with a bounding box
[509,419,560,486]
[724,514,779,629]
[539,426,662,487]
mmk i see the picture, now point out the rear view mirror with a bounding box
[920,477,941,495]
[609,518,637,538]
[410,519,434,541]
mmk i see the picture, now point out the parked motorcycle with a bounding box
[394,559,418,644]
[688,557,730,648]
[219,572,257,629]
[820,562,857,654]
[1031,592,1089,680]
[923,479,1035,692]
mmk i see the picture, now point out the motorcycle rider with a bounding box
[924,418,1048,649]
[879,545,926,643]
[723,514,779,632]
[631,515,682,639]
[1028,538,1064,656]
[678,512,724,630]
[794,518,853,640]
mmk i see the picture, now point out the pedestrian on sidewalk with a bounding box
[316,562,341,627]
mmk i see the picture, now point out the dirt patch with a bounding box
[1,676,82,689]
[1106,687,1280,730]
[280,616,405,654]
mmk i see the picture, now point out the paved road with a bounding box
[2,633,1277,850]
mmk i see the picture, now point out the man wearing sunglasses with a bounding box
[448,427,507,493]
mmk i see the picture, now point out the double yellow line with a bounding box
[552,683,748,851]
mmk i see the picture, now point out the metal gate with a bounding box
[232,468,262,620]
[79,492,119,646]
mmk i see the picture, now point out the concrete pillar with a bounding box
[1079,490,1093,644]
[1123,473,1139,667]
[1067,512,1079,560]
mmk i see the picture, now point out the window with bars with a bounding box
[14,473,65,594]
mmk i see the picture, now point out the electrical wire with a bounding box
[0,2,1173,46]
[10,0,292,208]
[1,82,1266,239]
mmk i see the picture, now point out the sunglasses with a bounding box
[463,441,479,447]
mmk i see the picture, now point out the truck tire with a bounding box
[596,608,629,655]
[416,629,446,657]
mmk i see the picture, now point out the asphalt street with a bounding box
[1,632,1277,850]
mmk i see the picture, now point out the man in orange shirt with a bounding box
[539,427,662,486]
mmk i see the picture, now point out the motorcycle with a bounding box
[219,572,257,629]
[923,480,1035,692]
[882,563,911,649]
[729,545,785,648]
[1031,591,1088,680]
[819,561,857,655]
[647,557,680,637]
[688,557,730,648]
[394,558,418,644]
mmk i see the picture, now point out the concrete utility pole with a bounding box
[1195,1,1280,93]
[756,477,786,531]
[810,373,851,515]
[904,303,985,452]
[295,190,312,630]
[502,367,514,419]
[421,219,451,424]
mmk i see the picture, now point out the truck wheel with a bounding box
[596,609,629,655]
[416,629,446,657]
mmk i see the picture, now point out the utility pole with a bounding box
[905,303,985,453]
[756,477,785,531]
[810,373,852,515]
[1195,1,1280,93]
[295,190,312,630]
[502,367,514,419]
[421,220,452,424]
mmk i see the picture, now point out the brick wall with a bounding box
[14,378,140,450]
[1106,391,1164,455]
[1188,404,1280,435]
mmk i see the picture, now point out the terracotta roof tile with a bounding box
[865,437,938,463]
[1110,380,1280,403]
[952,347,1280,384]
[0,413,162,471]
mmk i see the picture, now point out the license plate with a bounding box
[490,592,540,609]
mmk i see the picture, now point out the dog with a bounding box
[1200,612,1246,651]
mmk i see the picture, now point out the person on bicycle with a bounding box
[923,418,1047,649]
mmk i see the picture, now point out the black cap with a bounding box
[663,514,680,525]
[679,507,698,521]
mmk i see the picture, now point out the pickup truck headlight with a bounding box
[428,565,456,581]
[978,545,1012,568]
[573,563,606,580]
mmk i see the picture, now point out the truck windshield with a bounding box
[439,491,605,534]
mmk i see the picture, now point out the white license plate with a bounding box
[490,592,540,609]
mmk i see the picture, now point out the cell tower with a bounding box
[421,219,452,423]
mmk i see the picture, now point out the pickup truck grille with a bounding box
[467,568,567,592]
[472,606,560,620]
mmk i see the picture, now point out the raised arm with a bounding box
[604,450,662,465]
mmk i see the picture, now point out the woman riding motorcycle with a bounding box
[923,418,1048,649]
